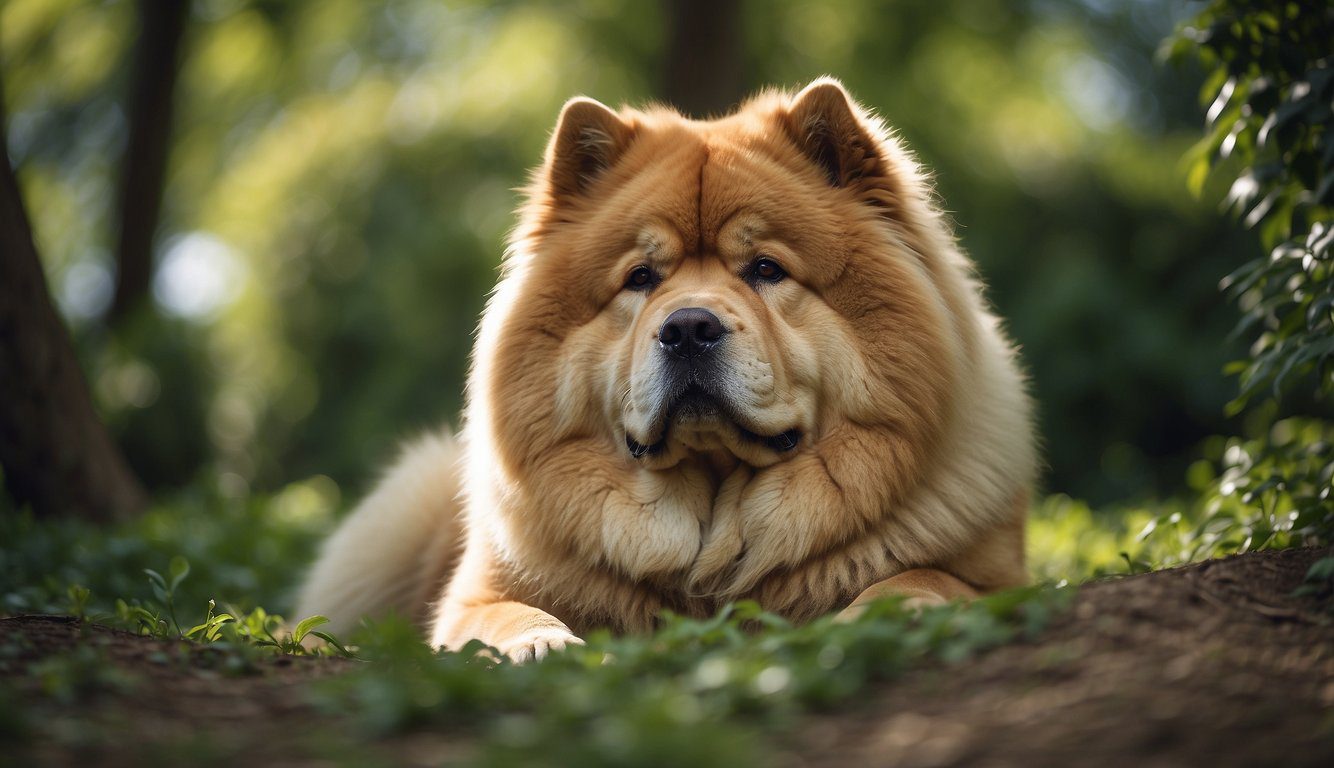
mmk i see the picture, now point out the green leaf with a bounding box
[1206,77,1237,125]
[1303,556,1334,582]
[185,614,235,641]
[310,631,356,658]
[293,615,331,645]
[1243,189,1280,229]
[167,556,191,592]
[143,569,168,602]
[1187,156,1212,197]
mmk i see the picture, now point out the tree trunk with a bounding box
[0,96,148,521]
[662,0,745,118]
[108,0,188,324]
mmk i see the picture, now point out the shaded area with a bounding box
[0,617,370,766]
[108,0,188,325]
[2,549,1329,766]
[663,0,744,117]
[0,84,146,522]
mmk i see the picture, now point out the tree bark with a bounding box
[108,0,188,324]
[0,95,148,521]
[662,0,745,118]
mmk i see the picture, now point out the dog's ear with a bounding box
[783,78,901,213]
[543,97,635,203]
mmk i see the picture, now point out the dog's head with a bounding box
[484,78,961,480]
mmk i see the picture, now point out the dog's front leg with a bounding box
[836,568,978,621]
[430,531,583,663]
[431,599,582,663]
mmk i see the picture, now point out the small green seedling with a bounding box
[64,585,92,622]
[143,556,191,637]
[184,599,235,642]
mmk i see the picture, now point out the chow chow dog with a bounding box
[296,77,1036,661]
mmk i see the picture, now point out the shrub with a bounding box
[1168,0,1333,544]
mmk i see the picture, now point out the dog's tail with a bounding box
[293,430,465,639]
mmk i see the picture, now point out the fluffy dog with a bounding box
[296,77,1037,661]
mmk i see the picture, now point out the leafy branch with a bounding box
[1170,1,1334,407]
[1168,0,1333,544]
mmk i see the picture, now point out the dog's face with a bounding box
[488,79,956,489]
[614,214,816,470]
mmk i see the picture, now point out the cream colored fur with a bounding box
[294,431,462,637]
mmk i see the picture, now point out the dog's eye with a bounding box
[625,265,657,291]
[747,257,786,285]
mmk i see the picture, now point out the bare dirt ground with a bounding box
[2,547,1331,767]
[794,546,1334,767]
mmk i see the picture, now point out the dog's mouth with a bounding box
[625,384,802,459]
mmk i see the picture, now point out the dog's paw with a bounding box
[496,627,585,664]
[835,592,946,623]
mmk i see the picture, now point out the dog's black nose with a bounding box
[659,307,726,358]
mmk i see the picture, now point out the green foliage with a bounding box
[1293,555,1334,603]
[316,591,1066,766]
[43,549,352,661]
[1120,419,1332,568]
[1201,417,1334,545]
[185,600,234,643]
[1031,419,1331,583]
[63,584,91,622]
[1169,0,1334,542]
[0,476,336,623]
[142,555,192,635]
[1171,1,1334,405]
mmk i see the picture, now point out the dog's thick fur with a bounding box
[296,78,1037,661]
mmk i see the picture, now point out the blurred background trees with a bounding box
[0,0,1290,510]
